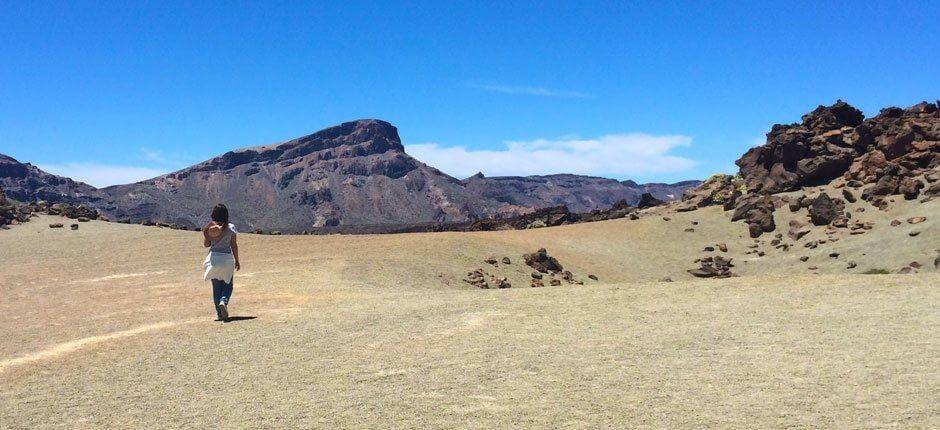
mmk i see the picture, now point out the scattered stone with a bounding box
[70,224,79,230]
[909,261,922,269]
[897,266,917,274]
[659,277,673,282]
[899,177,924,200]
[464,269,488,288]
[77,216,90,222]
[788,220,811,241]
[829,252,840,258]
[49,223,64,228]
[808,266,818,270]
[588,274,598,281]
[717,243,728,252]
[500,257,511,265]
[703,246,715,252]
[484,257,498,266]
[909,231,920,237]
[684,228,695,232]
[523,248,563,273]
[494,277,511,289]
[662,216,671,222]
[688,255,735,278]
[846,261,857,269]
[907,216,926,224]
[841,188,857,203]
[732,194,777,238]
[549,279,562,286]
[890,219,901,227]
[531,272,543,279]
[788,197,803,212]
[530,278,544,288]
[757,251,766,257]
[808,193,845,226]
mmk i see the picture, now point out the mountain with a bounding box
[461,173,698,213]
[95,120,503,232]
[0,154,100,203]
[1,119,701,233]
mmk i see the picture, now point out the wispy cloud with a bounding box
[38,163,167,188]
[140,147,199,167]
[473,84,593,98]
[406,133,695,179]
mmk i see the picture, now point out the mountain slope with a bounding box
[0,154,100,203]
[97,120,502,232]
[461,173,698,213]
[2,119,701,233]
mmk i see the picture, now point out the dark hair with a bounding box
[210,204,229,225]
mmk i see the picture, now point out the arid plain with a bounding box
[1,194,937,428]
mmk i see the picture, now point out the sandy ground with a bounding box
[0,196,937,428]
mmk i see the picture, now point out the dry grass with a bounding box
[0,194,938,428]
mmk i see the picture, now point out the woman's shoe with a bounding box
[218,302,229,321]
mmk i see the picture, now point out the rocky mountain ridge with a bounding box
[1,119,697,233]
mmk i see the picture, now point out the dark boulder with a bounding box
[807,193,845,226]
[636,192,664,209]
[523,248,564,274]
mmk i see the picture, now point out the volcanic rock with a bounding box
[737,100,940,199]
[788,220,811,241]
[636,192,665,209]
[523,248,564,274]
[807,193,844,226]
[732,194,776,237]
[688,255,735,278]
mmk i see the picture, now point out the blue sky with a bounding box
[1,1,937,187]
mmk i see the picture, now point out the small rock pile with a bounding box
[463,268,511,289]
[523,248,584,287]
[523,248,564,273]
[688,255,735,278]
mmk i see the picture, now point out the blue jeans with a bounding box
[211,278,233,317]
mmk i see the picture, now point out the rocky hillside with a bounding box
[94,120,506,232]
[461,173,697,213]
[678,100,939,239]
[0,119,699,233]
[0,154,100,203]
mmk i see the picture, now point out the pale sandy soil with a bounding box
[0,195,937,428]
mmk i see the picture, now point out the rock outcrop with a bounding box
[737,100,939,196]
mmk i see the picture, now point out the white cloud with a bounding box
[38,163,167,188]
[405,133,696,179]
[474,84,593,98]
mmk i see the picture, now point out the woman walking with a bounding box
[202,204,240,321]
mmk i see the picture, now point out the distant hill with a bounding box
[0,119,700,232]
[461,173,698,213]
[0,154,100,203]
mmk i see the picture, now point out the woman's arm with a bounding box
[231,233,240,271]
[202,223,212,247]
